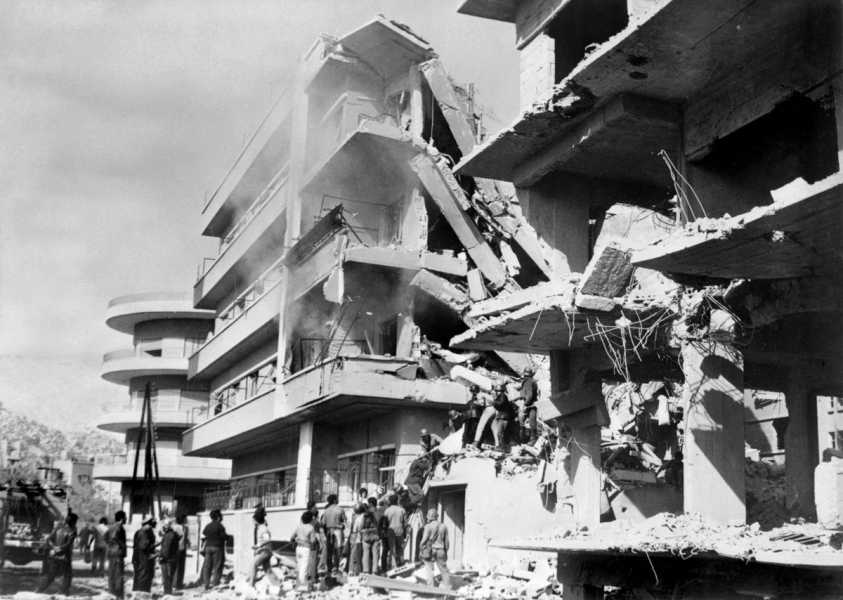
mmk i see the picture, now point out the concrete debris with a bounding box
[514,512,843,559]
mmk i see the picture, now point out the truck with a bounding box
[0,480,69,567]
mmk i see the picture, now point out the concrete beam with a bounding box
[411,153,509,290]
[511,94,681,188]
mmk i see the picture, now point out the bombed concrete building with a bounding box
[448,0,843,595]
[179,17,566,573]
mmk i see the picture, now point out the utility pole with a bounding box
[130,382,161,520]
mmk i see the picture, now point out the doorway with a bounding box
[436,487,465,566]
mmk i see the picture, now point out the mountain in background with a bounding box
[0,402,124,477]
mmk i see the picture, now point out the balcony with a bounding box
[201,95,292,237]
[96,396,209,433]
[183,355,469,458]
[194,168,289,309]
[306,92,383,171]
[301,118,420,201]
[92,451,230,483]
[101,348,189,385]
[105,292,214,334]
[189,267,285,380]
[303,16,433,96]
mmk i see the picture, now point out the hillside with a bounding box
[0,402,123,478]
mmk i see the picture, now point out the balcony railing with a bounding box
[199,257,285,348]
[202,480,296,511]
[196,164,289,282]
[95,454,129,465]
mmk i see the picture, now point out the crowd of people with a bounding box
[35,509,191,598]
[241,487,451,592]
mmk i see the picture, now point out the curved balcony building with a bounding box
[95,292,231,520]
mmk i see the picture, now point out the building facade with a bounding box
[94,292,231,520]
[179,15,575,571]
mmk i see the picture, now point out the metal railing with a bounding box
[95,454,129,465]
[202,480,297,511]
[196,164,290,282]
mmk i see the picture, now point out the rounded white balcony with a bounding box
[92,451,230,483]
[101,349,189,384]
[105,292,215,334]
[95,405,208,433]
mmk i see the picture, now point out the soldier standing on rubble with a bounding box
[320,494,346,576]
[37,512,78,595]
[470,383,498,449]
[519,367,539,443]
[420,508,450,589]
[491,382,516,450]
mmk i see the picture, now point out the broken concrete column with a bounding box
[681,312,746,524]
[784,377,818,520]
[550,350,604,526]
[400,188,427,251]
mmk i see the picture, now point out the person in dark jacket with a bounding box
[132,516,157,592]
[172,513,190,590]
[37,512,78,595]
[491,383,516,450]
[158,519,180,594]
[105,510,127,599]
[201,509,227,590]
[519,367,539,443]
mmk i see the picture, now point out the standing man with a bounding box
[249,505,279,587]
[158,519,180,595]
[291,511,317,591]
[132,516,157,592]
[201,509,227,590]
[491,382,516,450]
[383,495,408,569]
[320,494,346,576]
[519,367,539,443]
[105,510,127,599]
[37,512,78,595]
[171,514,190,590]
[419,508,450,589]
[306,500,327,581]
[91,517,109,575]
[471,384,498,449]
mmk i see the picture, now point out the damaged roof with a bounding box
[455,0,832,186]
[633,173,843,280]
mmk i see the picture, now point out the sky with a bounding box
[0,1,519,430]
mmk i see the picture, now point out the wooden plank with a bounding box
[359,574,462,597]
[411,153,508,290]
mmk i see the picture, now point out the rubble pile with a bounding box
[513,512,843,560]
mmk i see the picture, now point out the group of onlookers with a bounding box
[36,510,126,597]
[245,487,451,591]
[129,514,190,594]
